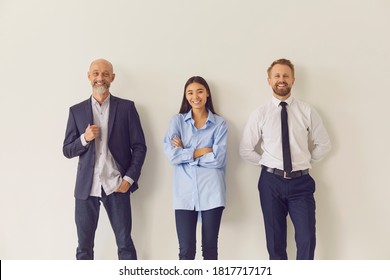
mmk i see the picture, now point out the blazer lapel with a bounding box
[87,97,94,125]
[85,97,96,157]
[108,94,118,140]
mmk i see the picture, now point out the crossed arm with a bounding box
[170,136,212,159]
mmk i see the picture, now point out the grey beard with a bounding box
[93,85,109,95]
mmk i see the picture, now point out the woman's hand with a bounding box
[171,136,183,148]
[194,147,213,158]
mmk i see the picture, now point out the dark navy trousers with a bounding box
[75,189,137,260]
[175,207,224,260]
[258,169,316,260]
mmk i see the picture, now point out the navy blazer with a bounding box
[63,94,147,200]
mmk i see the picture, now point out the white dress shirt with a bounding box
[239,95,331,171]
[80,95,133,197]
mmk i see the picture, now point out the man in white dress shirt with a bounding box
[240,58,331,260]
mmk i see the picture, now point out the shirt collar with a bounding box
[184,109,216,124]
[91,94,111,107]
[272,95,293,107]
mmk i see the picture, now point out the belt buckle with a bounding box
[283,171,292,179]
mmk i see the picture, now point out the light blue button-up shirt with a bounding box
[163,110,228,211]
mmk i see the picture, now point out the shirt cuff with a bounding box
[181,147,195,162]
[123,176,134,186]
[80,134,89,147]
[189,158,199,166]
[198,151,214,162]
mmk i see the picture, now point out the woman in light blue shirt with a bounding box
[163,76,228,260]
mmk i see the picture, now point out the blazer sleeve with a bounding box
[63,107,89,159]
[125,102,147,182]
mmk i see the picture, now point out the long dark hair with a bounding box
[179,76,217,114]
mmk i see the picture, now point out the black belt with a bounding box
[261,165,309,179]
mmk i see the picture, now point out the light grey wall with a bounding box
[1,0,389,259]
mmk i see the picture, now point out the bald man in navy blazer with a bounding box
[63,59,147,260]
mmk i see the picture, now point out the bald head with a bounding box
[89,58,114,73]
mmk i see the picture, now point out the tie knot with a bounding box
[280,101,287,107]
